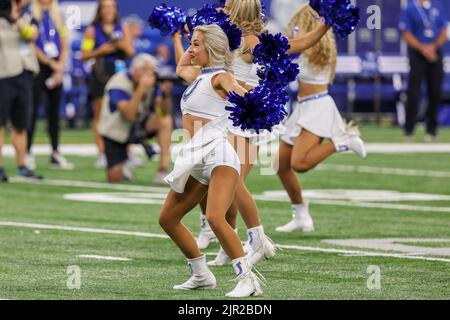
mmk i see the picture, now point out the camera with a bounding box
[0,0,19,19]
[110,30,124,42]
[155,72,181,84]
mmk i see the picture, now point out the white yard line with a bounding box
[317,164,450,178]
[9,178,170,193]
[276,244,450,263]
[1,221,449,263]
[0,221,169,239]
[3,143,450,157]
[10,177,450,213]
[78,255,132,261]
[311,199,450,213]
[251,196,450,213]
[363,143,450,153]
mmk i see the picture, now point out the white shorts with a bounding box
[281,93,346,146]
[229,125,283,146]
[191,139,241,186]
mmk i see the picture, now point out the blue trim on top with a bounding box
[109,89,131,113]
[182,78,203,102]
[298,92,329,105]
[202,67,227,74]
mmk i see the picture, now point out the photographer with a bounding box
[0,0,42,182]
[98,54,172,183]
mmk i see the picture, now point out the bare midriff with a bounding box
[298,81,329,99]
[182,114,211,139]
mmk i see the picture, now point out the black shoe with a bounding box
[16,166,43,180]
[0,168,8,182]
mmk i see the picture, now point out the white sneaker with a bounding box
[197,213,217,250]
[276,203,315,232]
[334,135,367,159]
[275,216,314,232]
[174,255,217,290]
[95,154,107,169]
[122,164,134,181]
[154,170,169,185]
[126,154,144,168]
[247,235,277,267]
[347,135,367,159]
[50,152,75,170]
[208,247,230,266]
[243,240,251,254]
[25,153,36,170]
[334,121,367,159]
[173,273,217,290]
[226,270,264,298]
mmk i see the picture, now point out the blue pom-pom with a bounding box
[226,33,298,133]
[187,5,242,51]
[257,59,299,87]
[148,4,187,36]
[253,33,290,66]
[309,0,360,39]
[226,86,289,134]
[253,33,299,86]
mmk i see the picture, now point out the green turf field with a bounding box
[0,124,450,300]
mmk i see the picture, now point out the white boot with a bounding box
[333,121,367,159]
[275,203,315,233]
[243,239,251,254]
[95,153,107,169]
[246,225,277,267]
[208,229,239,266]
[173,255,216,290]
[226,257,264,298]
[196,212,217,249]
[50,152,75,170]
[207,246,230,266]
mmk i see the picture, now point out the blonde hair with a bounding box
[31,0,64,33]
[194,24,235,69]
[226,0,264,36]
[287,4,337,83]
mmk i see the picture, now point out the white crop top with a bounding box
[297,55,331,85]
[180,67,229,120]
[232,57,259,88]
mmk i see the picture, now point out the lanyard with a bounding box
[39,11,57,44]
[414,0,435,30]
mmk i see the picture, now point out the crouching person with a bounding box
[99,53,169,182]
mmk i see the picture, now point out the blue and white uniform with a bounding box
[165,67,241,193]
[281,55,346,145]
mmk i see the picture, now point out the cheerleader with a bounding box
[159,24,264,297]
[200,0,274,268]
[199,0,333,266]
[275,4,367,233]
